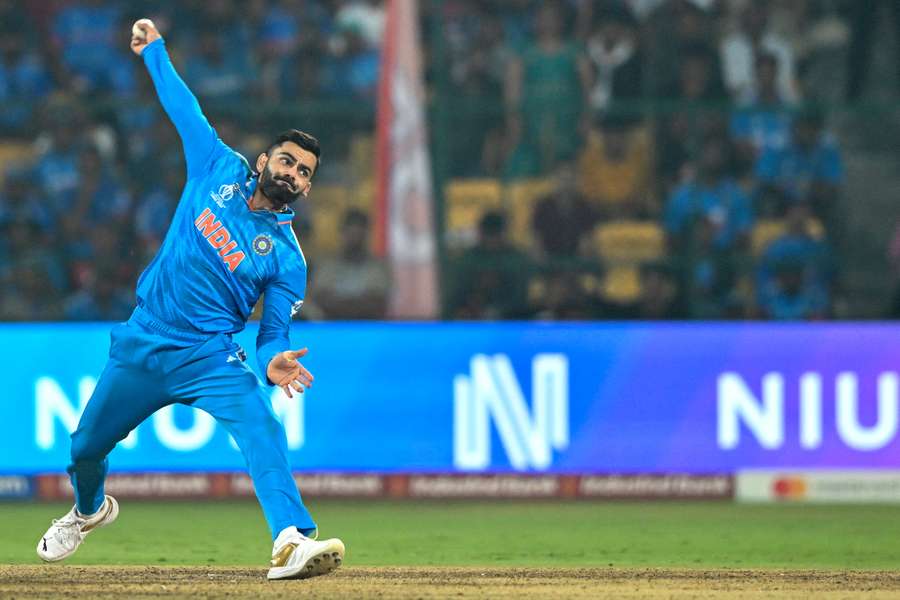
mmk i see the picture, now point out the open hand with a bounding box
[267,348,314,398]
[130,18,161,56]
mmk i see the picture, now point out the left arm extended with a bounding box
[257,271,312,397]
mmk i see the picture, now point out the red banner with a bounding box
[375,0,439,318]
[31,473,734,501]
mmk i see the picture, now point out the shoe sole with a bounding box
[267,539,345,580]
[37,495,119,563]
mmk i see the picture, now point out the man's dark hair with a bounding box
[267,129,322,172]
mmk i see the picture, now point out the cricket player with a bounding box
[35,19,344,581]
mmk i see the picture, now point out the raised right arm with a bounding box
[131,20,221,177]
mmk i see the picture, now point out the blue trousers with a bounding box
[67,307,316,539]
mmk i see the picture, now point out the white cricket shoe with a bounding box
[267,527,345,580]
[36,495,119,562]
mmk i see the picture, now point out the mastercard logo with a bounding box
[773,476,808,499]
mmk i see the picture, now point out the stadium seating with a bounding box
[505,178,556,248]
[592,221,666,302]
[751,218,826,256]
[444,178,503,247]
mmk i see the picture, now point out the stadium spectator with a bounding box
[757,256,829,320]
[184,28,255,103]
[448,210,531,319]
[729,51,794,169]
[334,0,385,50]
[655,43,728,190]
[321,22,380,102]
[755,106,843,226]
[584,4,644,114]
[312,209,390,320]
[531,164,596,258]
[33,101,84,200]
[445,7,510,176]
[644,0,719,98]
[578,111,654,217]
[267,2,331,104]
[504,4,591,177]
[58,146,131,227]
[664,134,753,253]
[51,0,135,95]
[0,171,54,235]
[252,0,301,60]
[757,202,833,306]
[0,25,53,135]
[720,1,799,103]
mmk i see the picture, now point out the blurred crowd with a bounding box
[439,0,879,321]
[0,0,385,321]
[0,0,894,321]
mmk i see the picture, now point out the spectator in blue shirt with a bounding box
[321,24,379,102]
[52,0,135,95]
[54,146,131,227]
[34,109,83,200]
[184,28,254,103]
[0,28,53,133]
[758,257,830,320]
[755,106,843,226]
[757,202,834,301]
[665,134,753,252]
[730,52,793,169]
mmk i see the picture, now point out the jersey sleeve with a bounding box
[141,38,225,177]
[256,264,307,385]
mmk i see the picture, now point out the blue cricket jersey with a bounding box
[136,38,306,382]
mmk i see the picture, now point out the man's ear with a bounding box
[256,152,268,173]
[302,182,312,198]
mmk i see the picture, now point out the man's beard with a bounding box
[259,163,302,210]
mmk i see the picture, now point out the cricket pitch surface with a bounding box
[3,565,900,599]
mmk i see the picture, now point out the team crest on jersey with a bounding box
[211,183,240,208]
[252,234,274,256]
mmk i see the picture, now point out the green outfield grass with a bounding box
[3,500,900,569]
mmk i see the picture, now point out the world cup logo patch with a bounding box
[252,234,274,256]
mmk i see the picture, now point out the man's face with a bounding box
[258,141,317,210]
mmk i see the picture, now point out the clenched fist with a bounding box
[130,18,161,56]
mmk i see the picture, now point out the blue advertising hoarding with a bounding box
[1,322,899,474]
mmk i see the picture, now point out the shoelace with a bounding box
[50,514,86,550]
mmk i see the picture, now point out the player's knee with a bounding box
[70,428,106,463]
[242,402,287,442]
